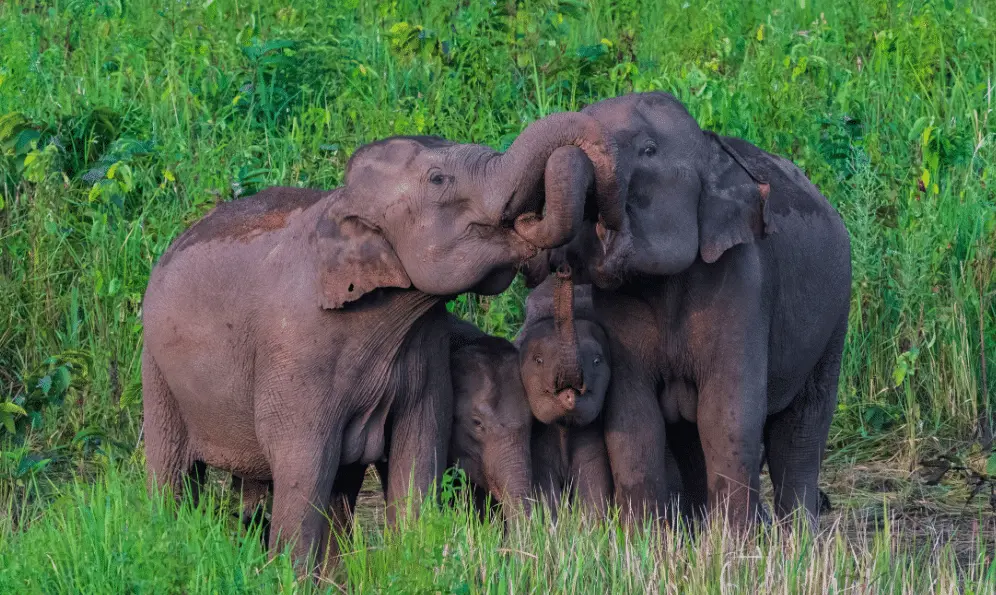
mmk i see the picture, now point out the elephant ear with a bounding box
[313,213,412,309]
[697,131,779,264]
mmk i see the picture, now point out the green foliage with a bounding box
[2,472,993,593]
[0,0,995,587]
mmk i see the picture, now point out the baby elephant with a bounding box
[517,269,687,519]
[516,268,614,516]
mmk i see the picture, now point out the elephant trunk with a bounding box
[485,436,533,519]
[485,112,622,250]
[553,265,585,394]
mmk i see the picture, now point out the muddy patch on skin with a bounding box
[157,187,327,268]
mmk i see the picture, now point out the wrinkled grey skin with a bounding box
[526,92,851,528]
[141,113,620,575]
[233,315,533,539]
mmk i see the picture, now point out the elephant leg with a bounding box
[384,362,453,526]
[696,365,767,528]
[266,436,340,577]
[142,351,199,503]
[568,424,613,519]
[764,322,845,526]
[603,359,669,526]
[374,460,390,494]
[665,420,708,522]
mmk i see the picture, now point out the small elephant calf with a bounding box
[515,269,614,516]
[517,269,688,519]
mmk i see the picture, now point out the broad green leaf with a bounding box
[0,402,27,415]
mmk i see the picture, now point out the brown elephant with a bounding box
[140,112,619,574]
[525,92,851,529]
[515,268,613,516]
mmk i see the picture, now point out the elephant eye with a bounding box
[640,142,657,158]
[534,356,543,366]
[593,356,601,366]
[472,417,484,431]
[429,170,446,185]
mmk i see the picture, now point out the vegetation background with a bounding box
[1,0,994,592]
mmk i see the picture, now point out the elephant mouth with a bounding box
[591,216,629,290]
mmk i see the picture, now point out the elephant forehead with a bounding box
[345,139,427,183]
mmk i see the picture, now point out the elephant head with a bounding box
[313,112,620,309]
[449,326,534,516]
[517,269,610,426]
[522,91,780,289]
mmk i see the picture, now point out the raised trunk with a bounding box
[484,111,623,250]
[553,265,585,392]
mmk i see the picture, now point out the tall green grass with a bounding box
[2,471,994,593]
[1,0,995,590]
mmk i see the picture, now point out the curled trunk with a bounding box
[553,265,585,392]
[484,112,623,250]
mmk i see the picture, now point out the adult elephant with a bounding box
[140,112,619,574]
[525,92,851,528]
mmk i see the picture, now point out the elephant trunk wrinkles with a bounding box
[485,437,533,517]
[553,265,585,393]
[485,112,622,250]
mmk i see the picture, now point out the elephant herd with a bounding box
[140,91,852,575]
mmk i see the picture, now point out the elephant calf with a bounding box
[515,269,614,516]
[517,268,691,519]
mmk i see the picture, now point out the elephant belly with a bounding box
[763,210,850,415]
[145,312,266,476]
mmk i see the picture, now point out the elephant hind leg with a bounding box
[664,419,708,523]
[329,463,370,537]
[142,350,199,503]
[764,321,845,525]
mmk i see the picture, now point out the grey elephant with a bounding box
[517,268,687,520]
[328,315,535,531]
[526,91,851,528]
[140,112,620,573]
[515,268,613,516]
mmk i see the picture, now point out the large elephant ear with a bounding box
[698,131,778,264]
[313,213,411,309]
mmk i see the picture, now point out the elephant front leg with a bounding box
[696,365,767,529]
[603,359,670,526]
[568,424,613,519]
[384,363,453,526]
[267,436,340,578]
